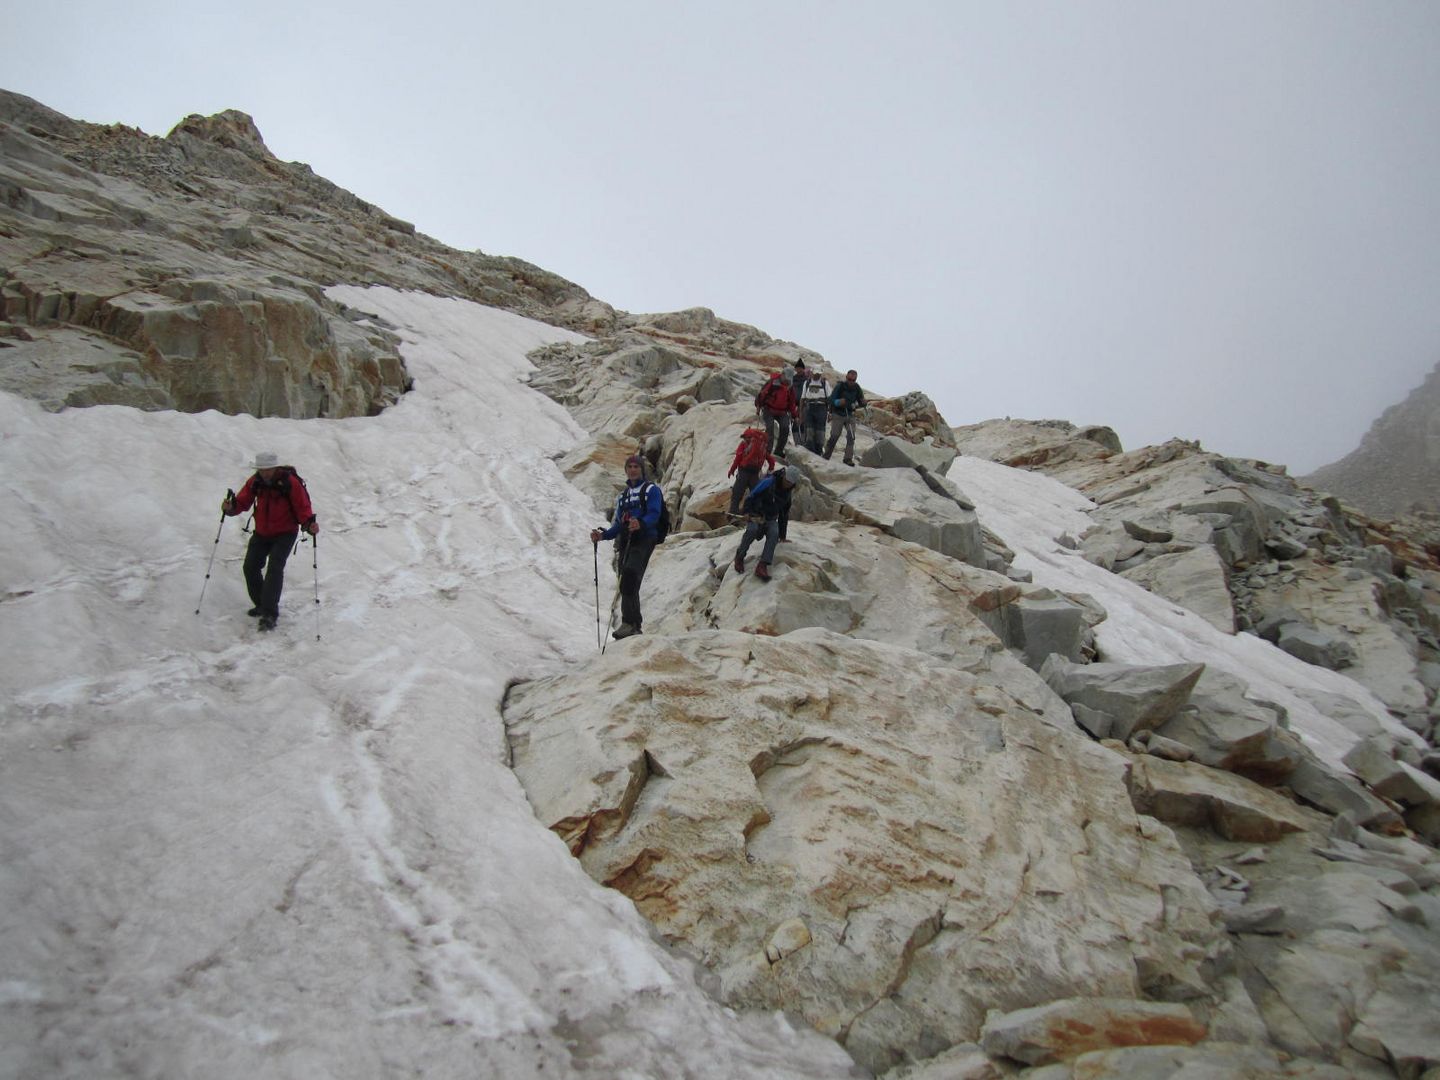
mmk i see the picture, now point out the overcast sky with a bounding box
[9,1,1440,472]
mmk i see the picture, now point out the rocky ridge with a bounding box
[1305,360,1440,520]
[507,350,1440,1074]
[5,92,1440,1077]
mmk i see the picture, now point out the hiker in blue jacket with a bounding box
[732,465,799,582]
[590,454,663,640]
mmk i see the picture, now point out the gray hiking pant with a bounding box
[825,413,857,462]
[737,517,781,567]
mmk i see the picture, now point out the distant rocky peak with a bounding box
[1305,359,1440,519]
[167,109,274,158]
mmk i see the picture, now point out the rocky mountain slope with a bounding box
[5,91,1440,1078]
[1305,360,1440,520]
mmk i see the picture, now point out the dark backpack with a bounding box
[742,474,775,514]
[644,482,673,543]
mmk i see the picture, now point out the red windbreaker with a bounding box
[754,375,799,418]
[229,469,315,537]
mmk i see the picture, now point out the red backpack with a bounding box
[734,427,769,470]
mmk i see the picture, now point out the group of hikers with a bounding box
[590,359,866,641]
[214,361,862,642]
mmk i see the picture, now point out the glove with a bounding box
[221,489,236,514]
[305,519,320,536]
[590,528,604,543]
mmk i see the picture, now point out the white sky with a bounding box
[7,1,1440,473]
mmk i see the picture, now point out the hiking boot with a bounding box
[258,615,277,632]
[821,451,832,460]
[755,562,771,581]
[247,607,261,617]
[612,623,640,640]
[733,555,746,573]
[843,459,856,467]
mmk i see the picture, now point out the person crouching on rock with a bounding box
[590,454,662,640]
[222,451,318,632]
[733,465,799,582]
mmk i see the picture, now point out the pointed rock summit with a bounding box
[168,109,274,157]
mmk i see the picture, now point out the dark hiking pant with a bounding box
[763,410,792,456]
[729,465,761,514]
[737,517,781,567]
[244,531,298,619]
[616,535,656,630]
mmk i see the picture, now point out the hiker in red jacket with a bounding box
[754,371,800,456]
[727,426,777,516]
[223,451,318,632]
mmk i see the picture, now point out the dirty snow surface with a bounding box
[0,288,856,1080]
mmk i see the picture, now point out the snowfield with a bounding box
[0,288,854,1079]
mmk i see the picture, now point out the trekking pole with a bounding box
[593,539,602,651]
[195,492,233,614]
[311,534,321,641]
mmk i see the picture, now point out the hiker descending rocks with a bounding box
[590,454,663,640]
[823,369,867,466]
[733,465,800,583]
[222,451,318,632]
[727,425,777,515]
[799,370,830,454]
[755,369,800,457]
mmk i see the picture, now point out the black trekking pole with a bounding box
[311,534,321,641]
[593,539,602,651]
[195,492,233,615]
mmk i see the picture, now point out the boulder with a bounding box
[1277,623,1359,670]
[858,433,959,474]
[984,594,1093,671]
[1041,657,1205,742]
[1126,756,1312,841]
[1120,546,1236,634]
[1343,735,1440,807]
[505,630,1221,1074]
[1153,669,1299,783]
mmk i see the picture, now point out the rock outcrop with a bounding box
[953,418,1440,737]
[0,88,611,418]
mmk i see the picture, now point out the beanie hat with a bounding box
[783,465,800,485]
[625,454,645,469]
[251,451,280,470]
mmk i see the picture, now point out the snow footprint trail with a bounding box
[2,290,860,1078]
